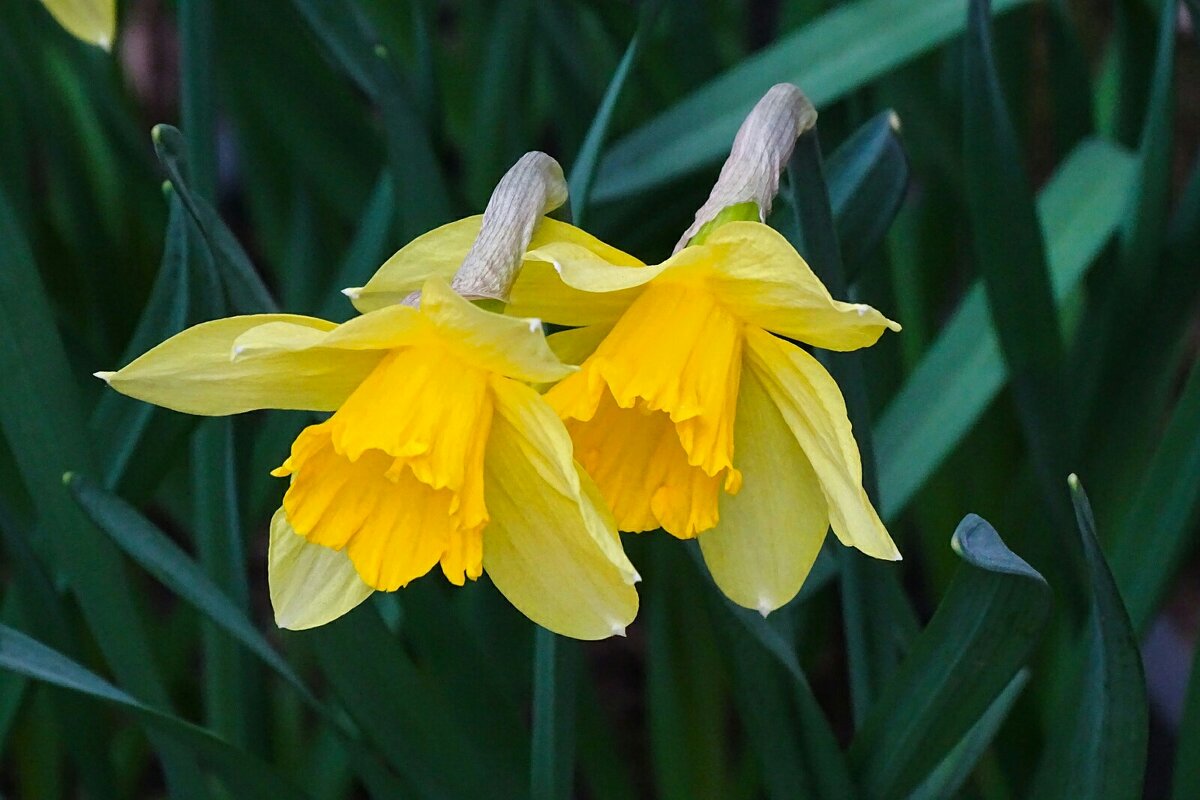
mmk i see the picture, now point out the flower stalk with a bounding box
[401,151,568,306]
[676,83,817,251]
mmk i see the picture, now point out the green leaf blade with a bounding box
[592,0,1030,202]
[848,515,1050,798]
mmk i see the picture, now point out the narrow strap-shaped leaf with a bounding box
[1044,0,1094,157]
[320,171,396,320]
[1030,478,1147,799]
[786,119,918,725]
[906,669,1030,800]
[590,0,1032,202]
[152,123,279,313]
[875,138,1135,520]
[179,0,217,201]
[64,472,411,793]
[690,547,857,798]
[306,602,527,799]
[1108,360,1200,633]
[0,503,118,797]
[645,543,736,800]
[90,191,193,488]
[963,0,1078,596]
[65,473,314,705]
[289,0,453,239]
[531,627,579,800]
[192,419,256,744]
[822,109,909,280]
[848,515,1050,798]
[0,624,312,800]
[0,187,208,793]
[1072,0,1176,447]
[466,0,533,205]
[567,0,663,228]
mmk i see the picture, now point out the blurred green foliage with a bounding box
[0,0,1197,797]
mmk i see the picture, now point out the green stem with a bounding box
[179,0,217,201]
[787,127,917,727]
[531,626,579,800]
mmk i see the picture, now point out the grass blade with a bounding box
[306,603,526,799]
[567,0,663,227]
[289,0,453,239]
[963,0,1076,592]
[90,191,194,490]
[1030,478,1148,799]
[0,624,312,800]
[0,187,208,793]
[531,628,578,800]
[65,473,314,705]
[591,0,1031,201]
[822,109,909,279]
[1073,0,1176,455]
[691,547,856,799]
[848,515,1050,798]
[786,121,917,724]
[1108,360,1200,633]
[907,669,1030,800]
[875,139,1135,520]
[321,171,396,320]
[152,123,279,313]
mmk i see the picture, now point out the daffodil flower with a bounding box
[356,85,901,615]
[97,154,638,640]
[39,0,115,50]
[524,85,902,616]
[358,218,900,617]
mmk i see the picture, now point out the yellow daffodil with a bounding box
[39,0,115,50]
[513,220,901,614]
[357,85,901,616]
[97,154,639,640]
[356,220,900,616]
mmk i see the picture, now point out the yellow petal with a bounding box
[40,0,115,50]
[351,217,483,312]
[699,367,828,614]
[482,376,638,639]
[544,324,612,367]
[744,327,900,561]
[268,507,374,630]
[233,304,422,356]
[278,421,483,591]
[699,221,900,351]
[276,341,493,590]
[103,314,386,415]
[353,216,638,314]
[508,239,662,326]
[545,280,742,538]
[419,277,574,384]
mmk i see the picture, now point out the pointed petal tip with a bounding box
[631,569,642,584]
[341,287,362,299]
[526,317,543,333]
[757,597,773,618]
[93,371,115,383]
[611,622,627,637]
[888,110,902,132]
[96,35,112,52]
